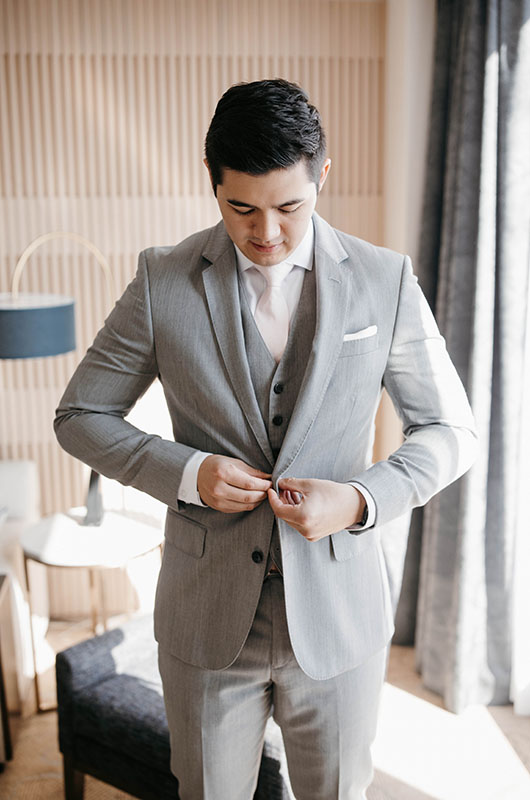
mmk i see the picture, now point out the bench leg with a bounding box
[63,754,85,800]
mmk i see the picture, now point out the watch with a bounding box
[359,501,369,527]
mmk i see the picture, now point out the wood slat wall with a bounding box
[1,0,385,521]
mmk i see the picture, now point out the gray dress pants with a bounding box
[158,573,386,800]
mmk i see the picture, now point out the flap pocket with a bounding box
[165,509,207,558]
[330,528,375,560]
[339,334,379,357]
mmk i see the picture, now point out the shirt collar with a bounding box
[234,220,314,275]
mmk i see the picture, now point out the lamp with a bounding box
[0,292,75,359]
[0,232,116,525]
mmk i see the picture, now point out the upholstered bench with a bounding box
[56,614,292,799]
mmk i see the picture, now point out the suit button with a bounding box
[252,549,264,564]
[272,415,283,426]
[273,382,284,394]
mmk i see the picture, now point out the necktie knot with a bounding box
[257,263,292,289]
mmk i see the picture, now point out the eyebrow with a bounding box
[226,198,305,209]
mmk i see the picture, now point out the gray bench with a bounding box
[55,614,292,799]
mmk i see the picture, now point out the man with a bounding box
[54,79,477,799]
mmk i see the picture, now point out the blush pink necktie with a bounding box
[253,264,292,363]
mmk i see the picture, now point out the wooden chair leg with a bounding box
[63,754,85,800]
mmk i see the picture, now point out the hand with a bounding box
[197,455,272,513]
[268,478,366,542]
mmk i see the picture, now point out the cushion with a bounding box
[72,662,170,773]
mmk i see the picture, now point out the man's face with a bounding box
[209,159,331,267]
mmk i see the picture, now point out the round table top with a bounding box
[20,508,164,568]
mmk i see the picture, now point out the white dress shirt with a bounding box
[177,221,375,530]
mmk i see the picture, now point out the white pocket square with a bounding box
[343,325,378,342]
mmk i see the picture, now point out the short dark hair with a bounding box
[204,79,327,193]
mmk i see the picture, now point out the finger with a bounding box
[226,465,272,493]
[220,498,267,512]
[210,484,270,506]
[226,494,267,512]
[268,488,302,521]
[279,488,302,505]
[236,461,272,480]
[208,491,269,513]
[280,489,294,505]
[267,488,284,513]
[277,477,311,495]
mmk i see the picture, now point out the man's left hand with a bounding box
[267,478,366,542]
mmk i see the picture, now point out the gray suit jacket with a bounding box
[54,213,477,680]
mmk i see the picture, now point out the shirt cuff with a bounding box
[177,450,212,507]
[346,482,376,531]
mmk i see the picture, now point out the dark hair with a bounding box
[204,79,327,193]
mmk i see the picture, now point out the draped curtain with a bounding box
[395,0,530,714]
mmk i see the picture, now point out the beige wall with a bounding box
[1,0,437,518]
[1,0,388,515]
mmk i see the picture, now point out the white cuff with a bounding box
[177,451,212,506]
[346,482,376,531]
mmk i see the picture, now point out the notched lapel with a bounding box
[202,230,274,467]
[274,215,352,476]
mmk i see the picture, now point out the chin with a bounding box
[245,245,288,266]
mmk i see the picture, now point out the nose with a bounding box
[253,213,281,243]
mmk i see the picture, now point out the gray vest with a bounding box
[239,266,317,572]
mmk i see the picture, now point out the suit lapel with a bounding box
[274,213,353,476]
[200,215,363,476]
[202,224,274,467]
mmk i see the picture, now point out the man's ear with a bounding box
[318,158,331,193]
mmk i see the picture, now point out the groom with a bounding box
[55,79,477,799]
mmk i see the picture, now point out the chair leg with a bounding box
[63,754,85,800]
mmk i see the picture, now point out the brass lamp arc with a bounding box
[0,231,116,359]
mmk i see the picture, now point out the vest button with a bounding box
[273,382,284,394]
[252,549,264,564]
[272,415,283,426]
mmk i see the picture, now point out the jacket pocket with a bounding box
[330,528,375,560]
[338,334,380,357]
[165,509,207,558]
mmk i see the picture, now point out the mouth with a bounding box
[249,242,282,254]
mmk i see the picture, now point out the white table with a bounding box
[21,508,164,710]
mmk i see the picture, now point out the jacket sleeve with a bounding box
[54,250,198,511]
[350,255,478,526]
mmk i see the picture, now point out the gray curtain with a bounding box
[395,0,530,713]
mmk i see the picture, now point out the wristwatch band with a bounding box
[359,501,369,527]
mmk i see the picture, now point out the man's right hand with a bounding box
[197,455,272,513]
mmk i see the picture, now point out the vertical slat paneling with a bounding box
[1,0,385,615]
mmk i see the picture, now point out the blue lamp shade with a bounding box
[0,292,76,359]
